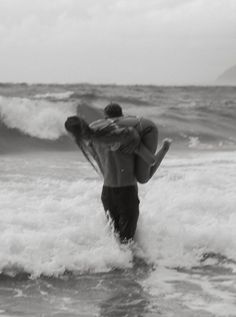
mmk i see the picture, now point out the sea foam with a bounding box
[0,96,77,139]
[0,151,236,278]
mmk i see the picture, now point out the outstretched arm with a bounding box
[91,123,157,165]
[91,125,140,148]
[92,120,163,166]
[90,120,141,153]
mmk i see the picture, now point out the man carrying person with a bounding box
[65,103,171,243]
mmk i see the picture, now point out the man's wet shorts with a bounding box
[101,185,140,242]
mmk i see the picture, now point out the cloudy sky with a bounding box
[0,0,235,85]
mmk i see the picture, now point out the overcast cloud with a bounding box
[0,0,235,84]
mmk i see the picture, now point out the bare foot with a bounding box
[149,139,172,176]
[162,138,172,152]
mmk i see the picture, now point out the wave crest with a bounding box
[0,96,77,140]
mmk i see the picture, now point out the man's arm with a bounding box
[89,120,140,151]
[90,119,157,165]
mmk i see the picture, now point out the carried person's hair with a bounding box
[65,116,99,173]
[64,116,89,137]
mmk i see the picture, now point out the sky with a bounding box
[0,0,236,85]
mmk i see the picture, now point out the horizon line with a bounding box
[0,81,236,87]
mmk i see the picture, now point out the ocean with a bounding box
[0,84,236,316]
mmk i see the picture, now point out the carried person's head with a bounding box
[65,116,90,139]
[65,116,99,173]
[104,103,123,118]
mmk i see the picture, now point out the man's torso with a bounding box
[89,116,141,187]
[93,142,137,187]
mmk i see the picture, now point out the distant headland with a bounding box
[216,65,236,85]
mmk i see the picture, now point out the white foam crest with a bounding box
[34,91,74,100]
[0,153,133,277]
[0,96,77,139]
[137,151,236,268]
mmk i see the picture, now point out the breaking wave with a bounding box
[0,85,236,154]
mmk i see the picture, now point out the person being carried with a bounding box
[65,103,171,243]
[101,103,171,184]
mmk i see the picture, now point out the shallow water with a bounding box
[0,262,152,317]
[0,81,236,317]
[0,263,235,316]
[0,150,236,316]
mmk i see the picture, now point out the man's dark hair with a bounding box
[104,103,123,118]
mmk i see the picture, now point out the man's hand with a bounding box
[119,127,140,154]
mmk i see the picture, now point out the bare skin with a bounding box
[150,138,172,179]
[89,117,172,185]
[135,138,171,184]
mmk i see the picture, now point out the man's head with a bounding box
[104,103,123,118]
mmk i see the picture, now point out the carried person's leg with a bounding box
[135,138,171,184]
[149,139,172,179]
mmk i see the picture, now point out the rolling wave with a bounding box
[0,95,77,153]
[0,85,236,153]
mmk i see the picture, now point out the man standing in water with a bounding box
[65,103,171,243]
